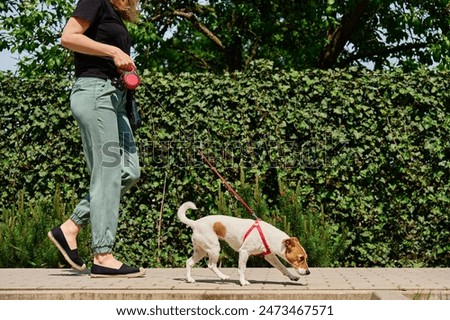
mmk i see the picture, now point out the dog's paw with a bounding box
[239,280,251,286]
[220,274,231,281]
[186,277,196,283]
[289,275,301,281]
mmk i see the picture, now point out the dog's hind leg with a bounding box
[186,246,206,283]
[205,242,230,281]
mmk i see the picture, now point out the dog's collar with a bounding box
[243,219,271,255]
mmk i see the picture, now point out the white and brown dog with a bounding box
[178,201,310,286]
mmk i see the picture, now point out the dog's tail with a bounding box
[177,201,198,227]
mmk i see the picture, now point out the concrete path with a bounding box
[0,268,449,300]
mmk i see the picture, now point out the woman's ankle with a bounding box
[60,219,81,236]
[59,219,80,250]
[94,253,122,269]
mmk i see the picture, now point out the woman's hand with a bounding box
[111,49,136,72]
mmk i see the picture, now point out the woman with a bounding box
[48,0,144,277]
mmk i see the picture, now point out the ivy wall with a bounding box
[1,62,449,267]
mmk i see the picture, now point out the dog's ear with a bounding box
[291,237,300,244]
[283,238,291,248]
[283,237,295,249]
[284,237,300,250]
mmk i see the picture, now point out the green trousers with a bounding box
[69,77,140,254]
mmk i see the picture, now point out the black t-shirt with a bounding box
[72,0,131,79]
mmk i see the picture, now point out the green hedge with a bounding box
[1,62,449,267]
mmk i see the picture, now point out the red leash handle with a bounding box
[121,69,141,90]
[197,148,257,218]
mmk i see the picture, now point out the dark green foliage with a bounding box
[1,63,449,268]
[0,189,90,268]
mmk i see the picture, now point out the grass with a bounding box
[0,189,90,268]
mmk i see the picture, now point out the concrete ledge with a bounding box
[4,289,450,300]
[403,291,450,300]
[0,289,374,300]
[371,291,408,300]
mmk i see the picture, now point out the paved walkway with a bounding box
[0,268,449,300]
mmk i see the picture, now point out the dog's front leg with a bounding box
[238,249,251,286]
[264,254,300,281]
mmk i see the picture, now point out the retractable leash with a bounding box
[140,82,259,221]
[112,67,141,90]
[121,68,141,90]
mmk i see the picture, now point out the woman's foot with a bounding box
[91,253,145,278]
[59,219,81,250]
[93,253,123,269]
[48,220,85,271]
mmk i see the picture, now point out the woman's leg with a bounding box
[92,88,141,269]
[55,78,141,274]
[51,78,142,275]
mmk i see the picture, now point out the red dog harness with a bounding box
[243,219,271,255]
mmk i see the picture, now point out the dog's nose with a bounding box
[305,269,311,275]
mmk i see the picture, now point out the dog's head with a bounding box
[283,237,310,275]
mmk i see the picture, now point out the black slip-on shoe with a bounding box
[90,264,146,278]
[48,226,86,271]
